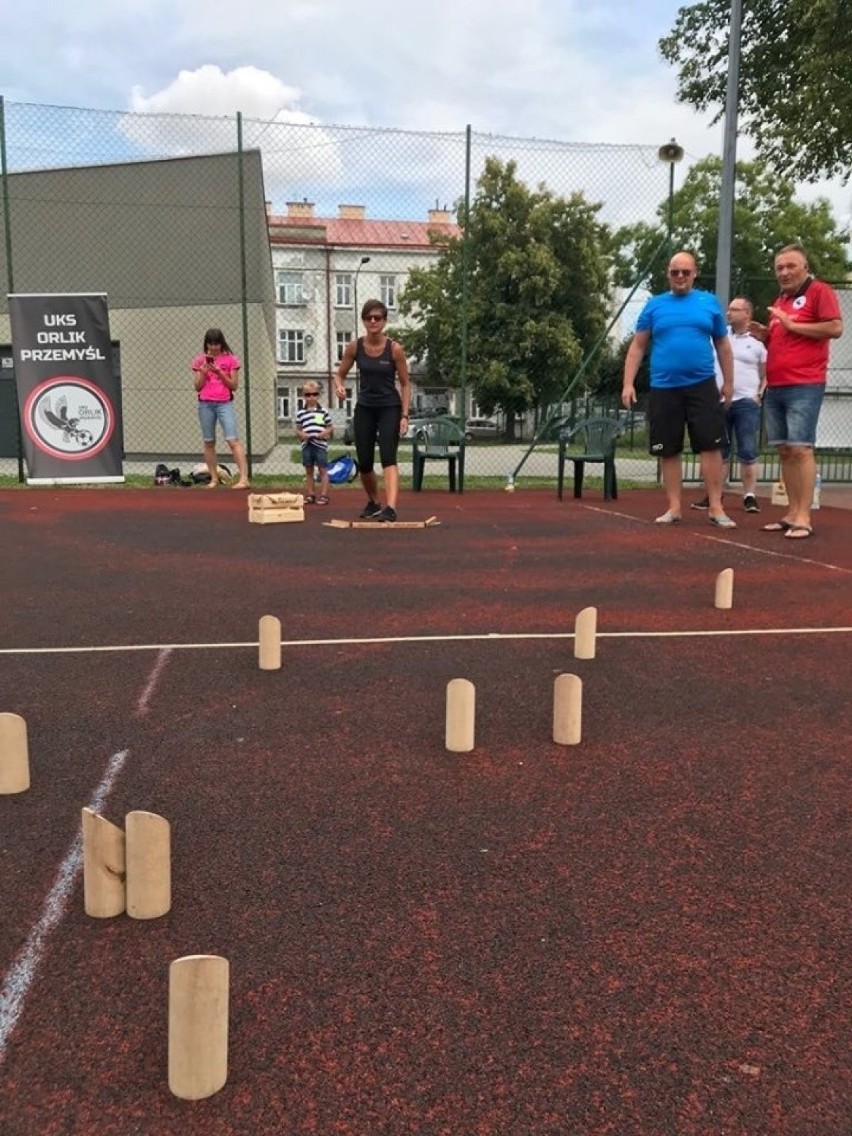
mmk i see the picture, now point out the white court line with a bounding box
[580,504,852,575]
[0,649,174,1065]
[0,626,850,657]
[0,749,128,1065]
[134,648,172,717]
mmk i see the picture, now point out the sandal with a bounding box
[304,494,316,505]
[316,495,330,506]
[761,520,793,532]
[655,511,682,524]
[784,524,814,540]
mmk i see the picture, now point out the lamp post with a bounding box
[657,138,685,251]
[353,255,371,337]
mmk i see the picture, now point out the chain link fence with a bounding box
[1,99,849,487]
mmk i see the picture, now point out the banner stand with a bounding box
[8,293,124,485]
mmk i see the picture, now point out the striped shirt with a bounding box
[296,404,332,450]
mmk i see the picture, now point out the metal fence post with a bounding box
[237,112,252,476]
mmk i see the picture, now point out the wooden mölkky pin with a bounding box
[82,807,126,917]
[0,712,30,794]
[714,568,734,610]
[574,606,598,660]
[258,615,282,671]
[126,810,171,919]
[169,954,230,1100]
[553,674,583,745]
[445,678,475,752]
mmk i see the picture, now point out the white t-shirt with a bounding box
[715,329,767,400]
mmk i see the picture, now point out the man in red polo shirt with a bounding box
[749,244,843,539]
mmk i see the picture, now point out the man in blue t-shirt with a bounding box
[622,251,736,527]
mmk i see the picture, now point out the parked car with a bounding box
[464,417,500,440]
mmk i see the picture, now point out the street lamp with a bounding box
[353,255,371,337]
[657,138,685,248]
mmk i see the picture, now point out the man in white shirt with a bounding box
[693,296,767,512]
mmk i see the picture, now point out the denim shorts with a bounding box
[301,441,329,468]
[763,384,824,447]
[198,400,239,442]
[722,397,761,463]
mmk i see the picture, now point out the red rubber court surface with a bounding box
[0,488,850,1136]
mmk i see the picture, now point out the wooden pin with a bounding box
[258,615,282,671]
[82,807,126,917]
[715,568,734,610]
[126,810,171,919]
[0,712,30,794]
[574,606,598,660]
[169,955,230,1100]
[553,674,583,745]
[445,678,475,752]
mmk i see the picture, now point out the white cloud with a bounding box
[119,66,344,190]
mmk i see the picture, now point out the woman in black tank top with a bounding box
[334,298,411,523]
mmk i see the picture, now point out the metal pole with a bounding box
[236,113,252,477]
[715,0,743,308]
[458,125,472,426]
[0,96,24,484]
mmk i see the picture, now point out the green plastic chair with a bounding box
[412,418,466,492]
[557,417,622,500]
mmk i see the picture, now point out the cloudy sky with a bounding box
[4,0,850,227]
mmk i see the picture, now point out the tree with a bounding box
[613,157,850,315]
[396,157,613,438]
[659,0,852,184]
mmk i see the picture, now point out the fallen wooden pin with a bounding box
[324,516,440,530]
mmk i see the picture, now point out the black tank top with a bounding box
[355,338,400,407]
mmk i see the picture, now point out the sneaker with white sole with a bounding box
[376,506,397,523]
[359,499,382,519]
[690,496,710,510]
[709,513,737,528]
[743,494,760,513]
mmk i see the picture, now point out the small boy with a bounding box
[295,384,333,504]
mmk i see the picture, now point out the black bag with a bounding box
[190,463,232,485]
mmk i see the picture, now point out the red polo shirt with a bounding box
[765,277,841,386]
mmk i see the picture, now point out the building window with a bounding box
[335,331,349,362]
[278,329,305,364]
[338,385,355,417]
[277,393,290,420]
[379,274,397,309]
[335,273,352,308]
[277,270,305,305]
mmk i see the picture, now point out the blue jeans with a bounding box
[301,441,329,468]
[198,400,239,442]
[763,384,824,447]
[722,397,761,463]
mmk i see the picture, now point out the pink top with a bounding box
[191,352,240,402]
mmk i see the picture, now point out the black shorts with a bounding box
[353,403,402,473]
[648,377,726,458]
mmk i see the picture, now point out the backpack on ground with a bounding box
[190,463,232,485]
[326,454,359,484]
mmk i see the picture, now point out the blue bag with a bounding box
[326,455,359,484]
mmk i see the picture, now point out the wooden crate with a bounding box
[248,493,305,524]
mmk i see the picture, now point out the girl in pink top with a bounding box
[191,328,250,488]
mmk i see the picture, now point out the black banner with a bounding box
[8,293,124,484]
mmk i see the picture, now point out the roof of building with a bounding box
[268,214,459,251]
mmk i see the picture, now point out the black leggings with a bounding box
[353,403,402,474]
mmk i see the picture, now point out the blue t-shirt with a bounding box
[636,289,727,388]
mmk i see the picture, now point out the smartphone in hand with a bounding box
[205,355,215,366]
